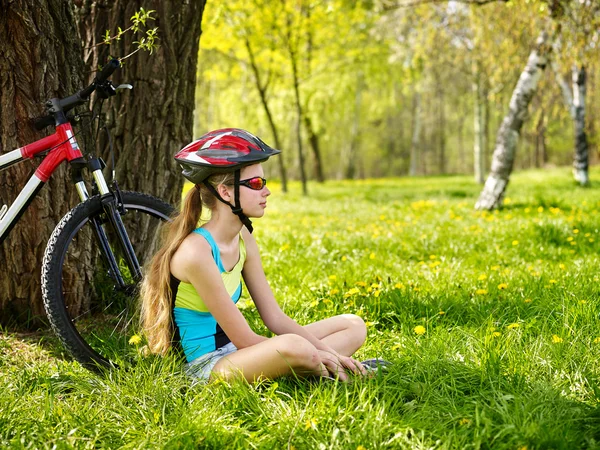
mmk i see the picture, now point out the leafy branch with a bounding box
[87,8,159,61]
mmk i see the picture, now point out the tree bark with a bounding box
[571,65,589,185]
[244,37,288,192]
[0,0,85,325]
[475,31,551,210]
[345,73,363,179]
[77,0,206,208]
[303,113,325,183]
[409,90,421,176]
[472,60,486,184]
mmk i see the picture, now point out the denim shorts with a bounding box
[185,342,238,381]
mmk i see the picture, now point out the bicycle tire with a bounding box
[41,191,175,370]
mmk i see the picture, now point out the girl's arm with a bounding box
[241,230,337,354]
[176,236,267,349]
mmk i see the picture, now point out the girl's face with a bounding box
[226,164,271,218]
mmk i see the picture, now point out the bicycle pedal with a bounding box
[0,205,7,221]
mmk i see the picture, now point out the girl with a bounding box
[141,128,368,382]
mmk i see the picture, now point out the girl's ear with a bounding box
[217,183,232,201]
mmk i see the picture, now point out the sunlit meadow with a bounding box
[2,167,600,448]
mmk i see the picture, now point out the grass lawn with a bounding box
[2,167,600,449]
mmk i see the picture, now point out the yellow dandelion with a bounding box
[328,275,337,281]
[414,325,426,335]
[476,289,488,295]
[438,311,445,315]
[478,274,487,281]
[552,335,563,343]
[342,256,347,261]
[491,265,500,271]
[356,281,367,287]
[497,283,508,290]
[329,289,339,296]
[128,334,142,346]
[394,283,405,290]
[357,446,367,450]
[310,299,319,307]
[459,418,471,425]
[573,229,579,234]
[549,280,557,284]
[559,263,566,270]
[343,288,360,299]
[369,252,376,260]
[373,290,381,298]
[579,300,587,304]
[304,418,317,431]
[492,332,501,337]
[538,206,544,213]
[512,240,519,246]
[365,321,376,327]
[507,323,519,329]
[279,244,290,251]
[524,299,532,303]
[593,337,600,344]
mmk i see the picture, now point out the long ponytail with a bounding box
[140,187,203,355]
[140,173,234,355]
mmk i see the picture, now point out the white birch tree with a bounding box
[475,31,551,210]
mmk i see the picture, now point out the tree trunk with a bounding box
[572,65,589,185]
[303,113,325,183]
[78,0,206,208]
[437,78,446,175]
[475,31,551,210]
[244,37,288,192]
[0,0,85,325]
[290,53,308,195]
[473,60,486,184]
[409,90,421,176]
[345,73,363,179]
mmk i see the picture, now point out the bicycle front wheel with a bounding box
[41,191,175,370]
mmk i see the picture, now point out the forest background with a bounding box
[197,0,599,196]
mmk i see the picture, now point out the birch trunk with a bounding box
[572,66,589,185]
[409,90,421,177]
[472,61,486,184]
[475,31,551,210]
[0,0,85,325]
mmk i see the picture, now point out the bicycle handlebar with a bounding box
[33,59,122,130]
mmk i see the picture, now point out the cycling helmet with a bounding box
[174,128,281,233]
[174,128,280,184]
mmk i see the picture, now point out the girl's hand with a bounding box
[336,354,368,378]
[317,350,368,381]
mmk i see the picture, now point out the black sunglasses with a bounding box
[238,176,267,190]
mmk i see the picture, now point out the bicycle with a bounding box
[0,59,175,370]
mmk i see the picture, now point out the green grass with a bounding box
[3,167,600,448]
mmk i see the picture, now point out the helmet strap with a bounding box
[202,170,254,233]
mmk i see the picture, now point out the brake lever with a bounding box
[116,84,133,91]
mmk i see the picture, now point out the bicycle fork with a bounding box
[71,156,143,289]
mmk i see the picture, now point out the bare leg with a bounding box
[210,334,327,382]
[303,314,367,357]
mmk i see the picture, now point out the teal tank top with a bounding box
[172,228,246,362]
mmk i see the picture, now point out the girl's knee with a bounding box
[274,334,320,368]
[340,314,367,346]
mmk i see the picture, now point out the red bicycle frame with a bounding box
[0,123,86,243]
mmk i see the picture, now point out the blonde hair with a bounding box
[140,172,235,355]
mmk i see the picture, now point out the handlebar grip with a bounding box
[95,59,121,83]
[33,115,55,131]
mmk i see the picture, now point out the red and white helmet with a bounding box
[174,128,281,184]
